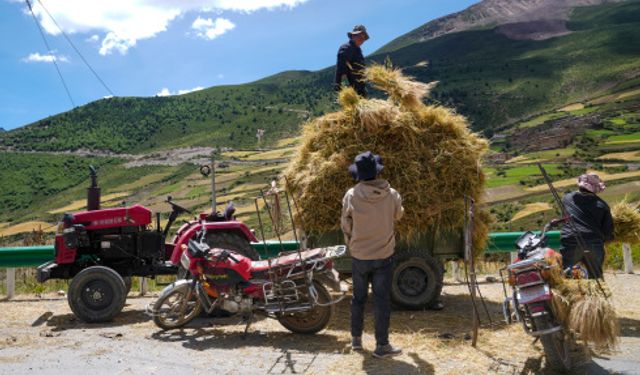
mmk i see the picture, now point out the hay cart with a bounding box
[306,229,462,309]
[254,184,463,310]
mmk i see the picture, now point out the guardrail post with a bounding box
[451,261,464,283]
[623,243,634,274]
[139,277,148,296]
[6,268,15,299]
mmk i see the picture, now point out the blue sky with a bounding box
[0,0,476,130]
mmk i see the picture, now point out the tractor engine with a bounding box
[54,205,165,276]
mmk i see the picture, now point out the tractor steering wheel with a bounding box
[166,196,192,214]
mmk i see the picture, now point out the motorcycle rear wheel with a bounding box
[153,283,202,330]
[277,281,334,334]
[534,316,572,372]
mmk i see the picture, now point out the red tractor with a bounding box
[37,166,259,322]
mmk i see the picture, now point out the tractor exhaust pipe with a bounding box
[87,165,101,211]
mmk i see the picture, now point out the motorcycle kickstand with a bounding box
[242,312,254,339]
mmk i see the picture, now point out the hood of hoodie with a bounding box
[353,179,391,202]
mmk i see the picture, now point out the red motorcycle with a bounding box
[149,229,347,334]
[501,218,585,372]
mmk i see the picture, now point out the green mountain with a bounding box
[1,0,639,153]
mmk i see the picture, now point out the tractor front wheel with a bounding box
[67,266,127,323]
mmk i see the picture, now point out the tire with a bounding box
[152,281,202,330]
[206,231,259,260]
[391,249,443,309]
[278,281,334,334]
[67,266,127,323]
[534,315,572,372]
[123,276,132,296]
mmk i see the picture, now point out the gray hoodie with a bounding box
[341,179,404,260]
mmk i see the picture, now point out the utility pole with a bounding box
[211,149,217,213]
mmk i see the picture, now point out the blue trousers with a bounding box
[351,256,394,346]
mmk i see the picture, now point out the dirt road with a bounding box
[1,273,639,375]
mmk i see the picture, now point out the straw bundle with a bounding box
[284,64,491,257]
[549,277,619,349]
[611,199,640,244]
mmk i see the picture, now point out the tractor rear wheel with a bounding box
[206,231,259,260]
[67,266,127,323]
[391,250,443,309]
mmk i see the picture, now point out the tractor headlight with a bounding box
[180,250,191,270]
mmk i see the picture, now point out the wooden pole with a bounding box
[623,243,634,274]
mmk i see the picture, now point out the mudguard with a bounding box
[169,222,258,265]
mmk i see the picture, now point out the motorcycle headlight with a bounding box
[180,251,191,270]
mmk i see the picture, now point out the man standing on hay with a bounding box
[341,151,403,358]
[334,25,369,97]
[560,173,614,278]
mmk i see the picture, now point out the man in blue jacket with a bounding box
[334,25,369,97]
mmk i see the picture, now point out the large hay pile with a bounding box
[611,199,640,244]
[284,65,491,256]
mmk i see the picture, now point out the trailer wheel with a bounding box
[206,231,259,260]
[67,266,127,323]
[391,250,443,309]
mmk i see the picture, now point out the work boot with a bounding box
[351,336,363,351]
[372,344,402,358]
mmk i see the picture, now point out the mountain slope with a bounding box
[376,0,625,54]
[375,1,640,131]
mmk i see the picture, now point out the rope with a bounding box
[26,0,75,108]
[34,0,115,97]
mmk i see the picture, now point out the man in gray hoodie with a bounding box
[341,151,404,358]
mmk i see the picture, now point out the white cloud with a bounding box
[25,1,309,55]
[22,52,69,63]
[156,86,204,96]
[156,88,171,97]
[178,86,204,95]
[192,17,235,40]
[86,34,100,43]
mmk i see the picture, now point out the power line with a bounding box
[35,0,115,97]
[26,0,76,108]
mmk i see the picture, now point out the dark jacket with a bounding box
[334,40,366,96]
[560,190,614,243]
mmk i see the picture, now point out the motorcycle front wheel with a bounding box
[277,281,334,334]
[152,282,202,330]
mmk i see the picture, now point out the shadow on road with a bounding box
[619,317,640,338]
[44,308,151,331]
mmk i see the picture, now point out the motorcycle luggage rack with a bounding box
[253,181,346,313]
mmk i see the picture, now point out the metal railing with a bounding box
[1,234,635,299]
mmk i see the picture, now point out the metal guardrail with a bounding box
[1,233,634,299]
[0,241,300,269]
[0,245,55,268]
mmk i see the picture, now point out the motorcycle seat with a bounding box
[251,248,324,272]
